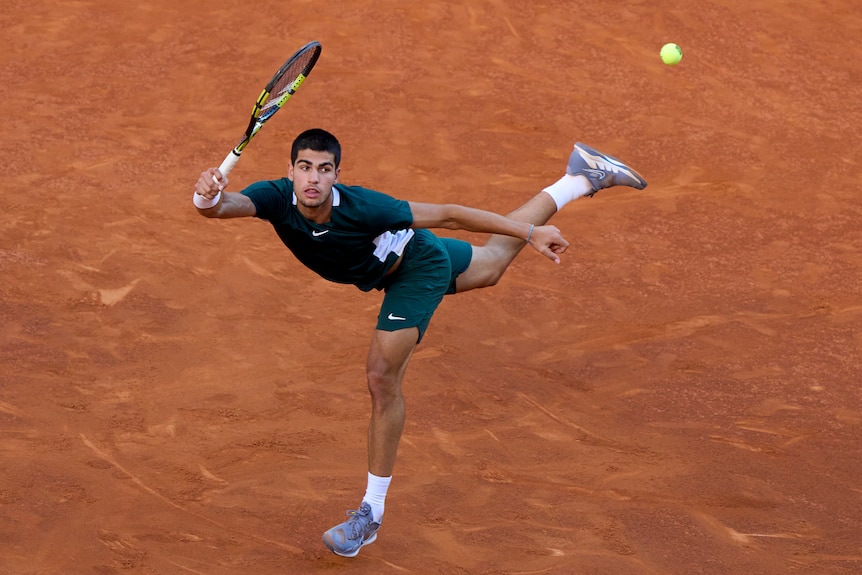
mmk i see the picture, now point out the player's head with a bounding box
[289,129,342,215]
[292,128,341,168]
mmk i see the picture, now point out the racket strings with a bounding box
[262,46,321,112]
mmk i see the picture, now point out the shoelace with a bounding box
[343,506,374,539]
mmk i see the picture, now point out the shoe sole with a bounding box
[571,143,648,190]
[323,532,378,558]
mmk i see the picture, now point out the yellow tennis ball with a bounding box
[660,43,683,65]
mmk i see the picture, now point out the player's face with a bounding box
[289,149,340,215]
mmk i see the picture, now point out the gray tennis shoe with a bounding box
[567,142,648,196]
[322,502,380,557]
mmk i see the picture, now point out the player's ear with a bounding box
[287,162,294,181]
[334,166,340,182]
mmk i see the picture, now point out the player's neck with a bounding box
[297,200,332,224]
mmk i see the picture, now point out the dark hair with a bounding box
[291,128,341,168]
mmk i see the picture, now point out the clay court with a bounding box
[2,1,861,573]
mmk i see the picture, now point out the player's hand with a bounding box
[529,224,569,264]
[194,168,228,200]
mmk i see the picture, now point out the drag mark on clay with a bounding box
[708,435,775,453]
[733,424,810,450]
[517,392,616,446]
[239,255,281,279]
[484,428,504,447]
[56,269,140,306]
[691,511,811,546]
[79,434,302,554]
[0,401,26,419]
[368,557,411,572]
[198,464,227,484]
[99,279,140,306]
[551,311,792,360]
[80,434,201,512]
[539,478,631,502]
[163,559,215,574]
[501,16,521,40]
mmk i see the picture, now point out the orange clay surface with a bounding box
[2,1,861,574]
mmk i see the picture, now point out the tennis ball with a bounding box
[660,43,683,65]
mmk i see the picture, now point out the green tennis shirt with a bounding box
[241,178,415,292]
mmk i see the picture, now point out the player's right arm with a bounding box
[193,168,257,219]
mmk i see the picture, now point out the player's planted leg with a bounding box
[323,328,416,557]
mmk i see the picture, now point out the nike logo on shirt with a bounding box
[387,313,407,321]
[312,230,329,237]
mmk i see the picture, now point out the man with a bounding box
[192,128,647,557]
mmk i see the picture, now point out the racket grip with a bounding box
[217,150,241,179]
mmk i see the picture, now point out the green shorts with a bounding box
[377,229,473,342]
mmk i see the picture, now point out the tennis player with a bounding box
[192,128,647,557]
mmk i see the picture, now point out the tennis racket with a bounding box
[216,40,322,180]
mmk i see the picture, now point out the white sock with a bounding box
[363,472,392,523]
[542,174,593,211]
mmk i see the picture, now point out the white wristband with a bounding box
[193,191,221,209]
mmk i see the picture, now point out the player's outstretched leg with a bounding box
[540,142,648,209]
[453,142,647,292]
[564,142,648,196]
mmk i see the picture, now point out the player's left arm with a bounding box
[408,201,568,263]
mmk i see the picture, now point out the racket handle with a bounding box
[217,150,242,179]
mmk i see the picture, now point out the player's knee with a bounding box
[467,249,509,289]
[366,365,402,406]
[484,268,504,287]
[470,266,504,289]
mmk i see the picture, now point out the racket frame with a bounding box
[217,41,322,178]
